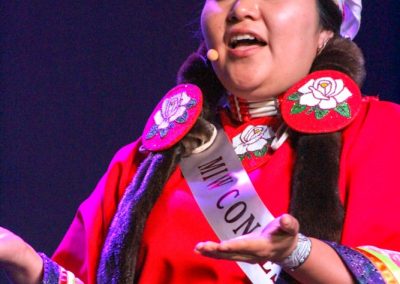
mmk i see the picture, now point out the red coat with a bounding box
[52,97,400,283]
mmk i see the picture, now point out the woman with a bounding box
[1,0,400,283]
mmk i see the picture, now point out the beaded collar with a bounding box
[225,94,289,155]
[227,94,279,122]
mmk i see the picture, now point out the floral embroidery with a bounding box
[232,125,275,160]
[146,92,197,139]
[288,77,352,120]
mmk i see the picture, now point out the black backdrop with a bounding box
[1,1,399,281]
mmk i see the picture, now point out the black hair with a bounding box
[318,0,343,34]
[98,1,365,282]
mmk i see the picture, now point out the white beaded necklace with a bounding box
[227,95,279,122]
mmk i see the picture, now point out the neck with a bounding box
[227,94,279,122]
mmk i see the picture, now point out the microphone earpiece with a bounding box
[206,49,219,62]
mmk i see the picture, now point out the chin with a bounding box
[225,77,276,98]
[228,85,278,101]
[224,69,274,91]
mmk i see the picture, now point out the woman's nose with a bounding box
[228,0,261,23]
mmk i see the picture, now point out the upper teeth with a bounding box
[231,34,256,43]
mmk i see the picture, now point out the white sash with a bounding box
[180,128,282,284]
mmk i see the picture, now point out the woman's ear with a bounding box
[317,30,334,54]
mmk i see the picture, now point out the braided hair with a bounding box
[97,1,365,282]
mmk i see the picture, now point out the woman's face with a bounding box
[201,0,333,101]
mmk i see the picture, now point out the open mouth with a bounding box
[229,34,267,49]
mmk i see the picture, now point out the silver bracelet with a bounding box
[278,233,312,271]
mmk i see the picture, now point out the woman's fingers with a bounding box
[194,241,219,254]
[196,235,264,252]
[260,214,299,239]
[195,235,273,261]
[195,239,266,263]
[195,214,300,264]
[278,214,299,236]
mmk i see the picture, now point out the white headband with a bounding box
[335,0,362,39]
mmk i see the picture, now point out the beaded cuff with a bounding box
[325,242,385,283]
[278,234,312,271]
[39,253,60,284]
[38,253,83,284]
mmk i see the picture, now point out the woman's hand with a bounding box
[0,227,43,284]
[194,214,299,264]
[195,215,356,284]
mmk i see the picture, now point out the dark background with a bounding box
[1,1,399,281]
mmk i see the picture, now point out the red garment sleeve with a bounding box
[52,140,143,284]
[340,99,400,251]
